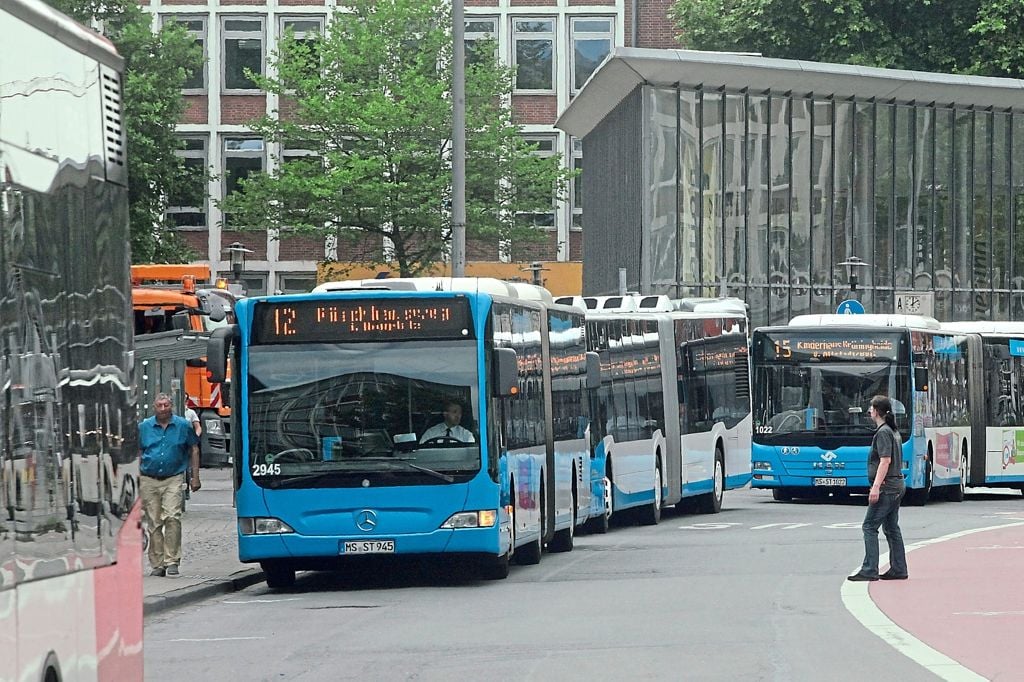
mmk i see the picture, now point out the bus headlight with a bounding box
[440,510,497,529]
[753,461,772,470]
[239,517,294,535]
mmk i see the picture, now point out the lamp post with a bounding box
[225,241,252,287]
[838,255,869,296]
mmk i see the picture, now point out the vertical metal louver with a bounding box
[100,64,127,185]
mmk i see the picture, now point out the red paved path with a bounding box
[870,523,1024,681]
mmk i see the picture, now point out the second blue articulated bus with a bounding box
[750,314,973,505]
[207,277,603,586]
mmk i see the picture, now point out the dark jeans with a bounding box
[859,489,908,577]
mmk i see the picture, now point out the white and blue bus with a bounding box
[751,314,973,505]
[943,322,1024,495]
[206,278,602,587]
[583,296,752,527]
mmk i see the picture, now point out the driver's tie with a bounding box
[445,428,451,437]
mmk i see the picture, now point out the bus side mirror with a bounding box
[206,325,237,384]
[586,351,601,389]
[914,366,928,392]
[492,348,518,397]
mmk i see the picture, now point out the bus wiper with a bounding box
[361,457,455,483]
[265,472,347,489]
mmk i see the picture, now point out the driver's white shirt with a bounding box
[420,423,475,443]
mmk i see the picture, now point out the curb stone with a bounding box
[143,569,265,617]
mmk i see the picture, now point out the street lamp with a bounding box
[225,241,252,285]
[838,255,869,294]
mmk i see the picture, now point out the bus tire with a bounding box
[261,561,296,589]
[772,488,792,502]
[479,552,510,580]
[948,448,967,502]
[637,461,663,526]
[698,447,725,514]
[549,480,576,553]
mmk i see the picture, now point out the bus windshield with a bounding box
[246,340,480,486]
[753,329,913,446]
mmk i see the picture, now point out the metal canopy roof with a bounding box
[556,48,1024,138]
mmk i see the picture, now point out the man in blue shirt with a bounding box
[139,393,200,577]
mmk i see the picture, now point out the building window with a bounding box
[570,137,583,229]
[517,135,557,228]
[465,17,497,67]
[163,16,206,92]
[223,137,265,225]
[570,17,612,94]
[513,18,554,92]
[277,273,317,294]
[279,16,324,80]
[222,17,264,92]
[219,272,267,297]
[167,136,208,229]
[279,142,321,222]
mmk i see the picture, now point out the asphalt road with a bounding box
[144,486,1024,681]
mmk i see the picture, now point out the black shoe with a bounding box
[880,571,909,580]
[150,567,166,577]
[847,573,878,582]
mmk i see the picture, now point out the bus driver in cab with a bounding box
[420,400,475,443]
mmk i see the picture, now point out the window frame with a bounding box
[512,17,556,94]
[162,15,207,94]
[221,15,266,94]
[569,16,613,95]
[570,136,583,229]
[167,135,209,230]
[464,16,498,66]
[517,133,558,230]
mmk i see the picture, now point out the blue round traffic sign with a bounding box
[836,299,865,315]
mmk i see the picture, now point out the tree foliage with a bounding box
[46,0,203,262]
[221,0,573,276]
[670,0,1023,77]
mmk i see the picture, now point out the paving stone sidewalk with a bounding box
[142,468,263,617]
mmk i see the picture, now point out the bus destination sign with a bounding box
[761,333,901,362]
[251,298,474,344]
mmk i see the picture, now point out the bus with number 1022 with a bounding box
[750,314,973,505]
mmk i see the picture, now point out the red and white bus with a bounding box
[1,0,142,679]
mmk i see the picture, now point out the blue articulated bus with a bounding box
[207,278,602,587]
[750,314,972,505]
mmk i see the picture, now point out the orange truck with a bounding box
[131,264,235,466]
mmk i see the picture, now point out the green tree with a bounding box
[669,0,1018,75]
[46,0,203,262]
[221,0,573,276]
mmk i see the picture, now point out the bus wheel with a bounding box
[479,550,510,579]
[772,488,792,502]
[549,482,576,553]
[948,450,967,502]
[699,448,725,514]
[638,462,663,526]
[261,561,296,589]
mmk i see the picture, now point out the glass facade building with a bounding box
[558,50,1024,327]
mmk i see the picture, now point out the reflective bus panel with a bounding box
[1,0,141,678]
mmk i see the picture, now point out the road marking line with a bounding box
[224,597,303,604]
[842,521,1024,682]
[952,611,1024,616]
[165,637,266,642]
